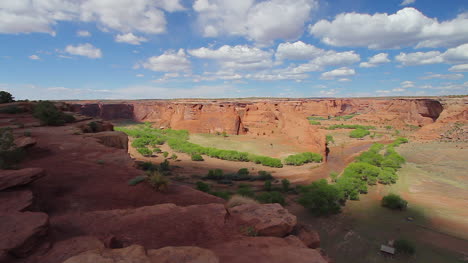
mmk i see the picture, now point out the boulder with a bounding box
[0,211,49,257]
[293,224,321,248]
[84,131,128,149]
[77,120,114,133]
[63,245,219,263]
[38,236,105,263]
[14,136,37,148]
[228,203,296,237]
[0,168,45,191]
[210,237,328,263]
[0,190,33,212]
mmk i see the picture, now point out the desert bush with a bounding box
[378,169,398,184]
[394,239,415,255]
[196,181,211,192]
[0,105,25,114]
[163,151,169,158]
[281,178,290,192]
[147,171,169,191]
[263,180,272,191]
[171,153,178,160]
[389,137,409,147]
[191,153,204,161]
[309,120,321,125]
[0,128,24,169]
[284,152,322,166]
[257,171,274,181]
[355,150,384,166]
[307,116,327,121]
[330,172,339,182]
[137,147,152,157]
[256,191,285,205]
[298,179,343,216]
[385,125,393,130]
[205,169,224,180]
[237,184,255,198]
[349,128,370,138]
[0,91,14,103]
[153,147,162,153]
[326,135,334,144]
[237,168,249,175]
[33,101,75,126]
[327,124,375,130]
[159,159,170,171]
[381,193,407,210]
[226,195,259,208]
[128,175,147,186]
[137,161,159,171]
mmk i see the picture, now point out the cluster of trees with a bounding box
[167,138,283,167]
[33,101,75,126]
[326,124,376,130]
[0,91,14,104]
[284,152,322,166]
[298,139,408,215]
[118,124,284,167]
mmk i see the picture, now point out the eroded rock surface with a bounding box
[229,203,297,237]
[63,244,219,263]
[0,168,45,191]
[84,131,128,149]
[0,211,49,257]
[0,190,33,212]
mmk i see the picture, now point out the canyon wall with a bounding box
[68,98,450,156]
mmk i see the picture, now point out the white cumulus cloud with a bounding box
[396,43,468,66]
[142,49,191,72]
[321,67,356,80]
[309,7,468,49]
[193,0,318,45]
[275,41,324,61]
[360,53,390,68]
[77,30,91,37]
[115,33,147,45]
[189,45,273,70]
[65,43,102,58]
[400,0,416,6]
[29,55,40,60]
[449,64,468,72]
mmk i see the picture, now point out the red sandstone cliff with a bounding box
[68,98,458,156]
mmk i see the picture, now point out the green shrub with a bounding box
[326,135,334,144]
[191,153,204,161]
[159,159,170,171]
[281,178,290,192]
[205,169,224,180]
[307,116,327,121]
[128,175,147,186]
[0,105,25,114]
[394,239,415,255]
[378,169,398,184]
[147,171,169,191]
[381,193,407,210]
[33,101,75,126]
[256,191,285,205]
[327,124,375,130]
[284,152,322,166]
[309,120,321,125]
[0,128,24,169]
[349,128,370,138]
[163,151,169,158]
[196,181,211,192]
[330,172,338,182]
[138,161,159,171]
[298,179,343,216]
[171,153,178,160]
[257,171,274,181]
[137,147,152,157]
[385,125,393,130]
[153,147,162,153]
[237,184,255,198]
[237,168,249,175]
[0,91,14,103]
[263,180,272,191]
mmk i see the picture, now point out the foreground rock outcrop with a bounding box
[0,168,45,191]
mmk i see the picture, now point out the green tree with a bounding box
[0,91,14,104]
[298,179,343,216]
[33,101,75,126]
[263,180,272,191]
[381,193,407,210]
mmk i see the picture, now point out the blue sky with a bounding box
[1,0,467,100]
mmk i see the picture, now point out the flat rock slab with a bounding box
[84,131,128,150]
[0,211,49,257]
[14,136,37,148]
[229,203,297,237]
[0,168,45,191]
[210,237,328,263]
[0,190,33,212]
[37,236,104,263]
[63,245,219,263]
